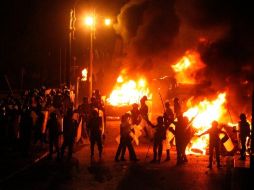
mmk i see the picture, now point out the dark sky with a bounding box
[1,0,69,90]
[0,0,253,92]
[0,0,126,90]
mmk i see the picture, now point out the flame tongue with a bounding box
[184,93,227,129]
[171,50,206,84]
[107,73,152,106]
[184,93,227,155]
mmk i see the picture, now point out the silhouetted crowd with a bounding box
[0,86,73,157]
[113,96,251,168]
[0,87,251,169]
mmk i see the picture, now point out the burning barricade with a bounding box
[107,49,251,159]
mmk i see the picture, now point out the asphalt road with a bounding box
[0,120,253,190]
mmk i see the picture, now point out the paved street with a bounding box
[0,120,253,190]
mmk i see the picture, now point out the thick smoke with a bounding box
[177,0,254,116]
[115,0,180,73]
[115,0,254,116]
[116,0,253,76]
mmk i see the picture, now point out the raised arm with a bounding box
[197,129,209,137]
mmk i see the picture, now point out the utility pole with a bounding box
[89,24,94,98]
[67,8,76,88]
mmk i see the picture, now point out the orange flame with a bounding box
[172,56,191,72]
[81,68,88,81]
[171,50,206,84]
[107,73,152,106]
[184,93,227,155]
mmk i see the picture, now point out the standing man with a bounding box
[172,115,186,165]
[140,96,149,121]
[174,97,182,119]
[139,96,150,137]
[115,113,138,162]
[87,109,103,160]
[61,108,78,160]
[46,112,60,160]
[238,113,250,160]
[163,101,175,161]
[164,101,174,124]
[78,97,90,142]
[130,103,141,125]
[198,121,225,168]
[148,116,166,163]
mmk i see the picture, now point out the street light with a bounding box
[85,16,94,26]
[104,18,112,26]
[83,14,112,98]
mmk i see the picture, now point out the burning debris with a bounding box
[105,0,254,160]
[183,93,228,155]
[107,70,152,107]
[171,50,206,84]
[184,93,227,129]
[106,48,244,157]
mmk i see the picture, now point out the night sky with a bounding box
[1,0,253,95]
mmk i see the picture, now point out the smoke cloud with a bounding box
[115,0,253,76]
[114,0,254,115]
[115,0,180,73]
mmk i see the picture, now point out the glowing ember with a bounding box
[171,50,206,84]
[107,73,152,106]
[183,93,227,155]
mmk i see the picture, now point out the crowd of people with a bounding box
[0,86,73,157]
[113,95,251,169]
[0,87,251,169]
[0,86,107,161]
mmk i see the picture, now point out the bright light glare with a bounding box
[84,16,94,26]
[81,68,88,81]
[104,18,111,26]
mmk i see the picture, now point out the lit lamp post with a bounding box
[84,14,111,98]
[84,16,94,98]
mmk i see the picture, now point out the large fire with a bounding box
[171,50,206,84]
[109,51,234,155]
[107,73,152,106]
[183,93,227,155]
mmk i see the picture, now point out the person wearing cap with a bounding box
[238,113,250,160]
